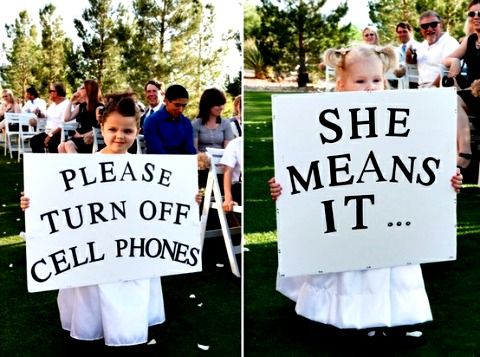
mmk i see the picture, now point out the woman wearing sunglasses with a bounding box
[443,0,480,171]
[362,25,380,45]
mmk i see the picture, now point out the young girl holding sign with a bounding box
[268,44,463,337]
[21,94,200,347]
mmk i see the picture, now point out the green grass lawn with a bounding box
[0,154,240,356]
[244,90,480,356]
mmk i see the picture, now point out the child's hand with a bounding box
[268,177,282,201]
[20,192,30,211]
[195,192,203,205]
[451,169,463,193]
[223,199,238,212]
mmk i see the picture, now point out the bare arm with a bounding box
[222,166,237,212]
[443,39,468,77]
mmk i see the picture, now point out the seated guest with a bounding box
[443,0,480,170]
[229,95,242,138]
[0,89,22,131]
[143,84,196,155]
[192,88,234,152]
[140,79,165,133]
[362,25,380,45]
[220,136,242,213]
[22,86,47,116]
[58,80,103,153]
[392,22,420,88]
[408,10,458,88]
[30,83,70,153]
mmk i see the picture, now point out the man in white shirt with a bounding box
[29,83,70,153]
[22,87,47,116]
[411,11,459,88]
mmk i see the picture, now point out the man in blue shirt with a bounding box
[143,84,196,154]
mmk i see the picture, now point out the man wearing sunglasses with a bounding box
[410,10,459,88]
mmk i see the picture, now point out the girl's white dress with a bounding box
[277,264,432,329]
[57,278,165,346]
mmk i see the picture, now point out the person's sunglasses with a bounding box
[420,21,439,30]
[468,10,480,17]
[364,33,376,37]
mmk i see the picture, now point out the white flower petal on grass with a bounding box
[243,247,250,252]
[147,339,157,345]
[197,302,203,307]
[9,264,13,268]
[189,294,196,299]
[406,331,423,337]
[197,344,210,351]
[1,204,6,207]
[16,218,21,221]
[216,263,224,268]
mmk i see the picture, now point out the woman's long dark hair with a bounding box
[197,88,226,125]
[84,79,102,112]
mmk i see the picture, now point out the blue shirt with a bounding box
[143,106,196,155]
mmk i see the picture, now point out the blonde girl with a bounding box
[269,44,462,337]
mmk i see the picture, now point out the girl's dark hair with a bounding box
[197,88,226,125]
[84,79,103,112]
[99,93,140,128]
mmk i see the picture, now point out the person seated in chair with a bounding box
[29,83,70,153]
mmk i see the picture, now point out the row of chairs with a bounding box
[1,113,147,160]
[2,113,80,161]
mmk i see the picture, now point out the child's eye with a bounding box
[124,129,133,134]
[355,79,365,84]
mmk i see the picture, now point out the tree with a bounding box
[38,4,68,92]
[1,11,40,96]
[118,0,203,96]
[244,0,262,40]
[256,0,351,87]
[74,0,125,91]
[369,0,469,43]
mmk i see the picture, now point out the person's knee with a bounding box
[65,140,78,153]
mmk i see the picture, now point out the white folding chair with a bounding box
[405,64,419,87]
[61,121,79,143]
[4,113,36,160]
[92,127,105,153]
[18,113,40,159]
[4,113,21,159]
[200,147,242,277]
[136,134,146,154]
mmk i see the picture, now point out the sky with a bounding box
[323,0,372,29]
[0,0,242,79]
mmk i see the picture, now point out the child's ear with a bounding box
[336,79,345,91]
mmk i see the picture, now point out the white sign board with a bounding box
[23,154,201,292]
[273,88,457,277]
